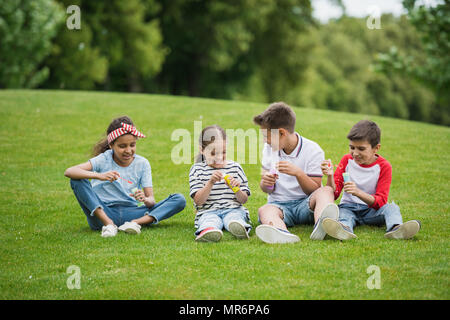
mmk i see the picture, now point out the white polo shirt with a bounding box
[261,132,324,202]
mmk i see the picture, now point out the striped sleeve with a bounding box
[189,164,204,198]
[236,163,251,196]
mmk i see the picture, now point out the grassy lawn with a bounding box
[0,89,448,299]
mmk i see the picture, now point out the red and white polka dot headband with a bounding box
[107,122,146,144]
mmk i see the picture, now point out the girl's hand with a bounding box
[343,181,360,196]
[98,171,120,182]
[276,161,300,177]
[321,159,334,176]
[129,189,146,202]
[261,172,278,188]
[228,176,241,189]
[209,171,224,184]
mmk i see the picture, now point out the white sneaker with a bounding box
[384,220,421,239]
[101,224,118,238]
[310,203,339,240]
[118,221,141,235]
[322,218,357,240]
[228,220,250,239]
[255,224,300,244]
[195,227,223,242]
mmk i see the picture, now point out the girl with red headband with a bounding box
[64,116,186,237]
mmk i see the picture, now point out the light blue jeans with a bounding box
[70,179,186,230]
[266,196,314,227]
[338,202,403,233]
[195,208,252,235]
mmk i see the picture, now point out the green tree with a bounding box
[43,0,167,91]
[376,0,450,125]
[154,0,313,100]
[0,0,64,88]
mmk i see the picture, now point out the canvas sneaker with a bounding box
[101,224,118,238]
[322,218,357,240]
[310,203,339,240]
[228,220,250,239]
[118,221,142,235]
[195,227,223,242]
[384,220,421,239]
[255,224,300,244]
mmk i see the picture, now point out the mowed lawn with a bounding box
[0,89,448,300]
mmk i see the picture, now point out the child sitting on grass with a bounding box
[64,116,186,238]
[253,102,340,243]
[189,125,252,242]
[321,120,421,240]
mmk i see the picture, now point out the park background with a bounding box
[0,0,449,299]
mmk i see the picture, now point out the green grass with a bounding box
[0,89,449,299]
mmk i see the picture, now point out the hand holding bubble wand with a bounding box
[131,187,145,207]
[266,148,280,190]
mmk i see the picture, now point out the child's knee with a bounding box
[171,193,186,210]
[69,178,88,190]
[382,202,400,211]
[258,204,282,221]
[314,185,334,197]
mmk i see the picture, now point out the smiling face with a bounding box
[202,139,227,168]
[349,139,380,165]
[110,134,137,166]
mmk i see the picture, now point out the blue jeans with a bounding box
[70,179,186,230]
[267,196,314,227]
[338,202,403,233]
[195,208,252,235]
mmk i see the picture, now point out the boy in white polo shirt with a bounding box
[321,120,421,240]
[253,102,339,243]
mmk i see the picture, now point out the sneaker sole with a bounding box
[310,203,339,240]
[195,229,223,242]
[118,223,141,235]
[120,227,140,235]
[322,218,357,240]
[384,220,420,239]
[228,220,249,239]
[255,225,299,244]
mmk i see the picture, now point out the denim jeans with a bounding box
[338,201,403,233]
[267,196,314,227]
[70,179,186,230]
[195,207,252,235]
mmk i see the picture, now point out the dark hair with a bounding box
[195,125,227,163]
[347,120,381,147]
[253,102,296,133]
[92,116,134,156]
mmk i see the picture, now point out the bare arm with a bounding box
[64,161,120,182]
[193,181,215,206]
[64,161,99,180]
[295,170,322,195]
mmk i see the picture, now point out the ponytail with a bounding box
[195,153,205,163]
[92,138,110,157]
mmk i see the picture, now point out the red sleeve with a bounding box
[333,154,351,200]
[370,158,392,210]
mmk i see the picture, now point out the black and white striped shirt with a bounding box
[189,160,251,227]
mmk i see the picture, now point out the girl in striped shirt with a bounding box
[189,125,252,242]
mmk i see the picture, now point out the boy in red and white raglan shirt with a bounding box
[320,120,421,240]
